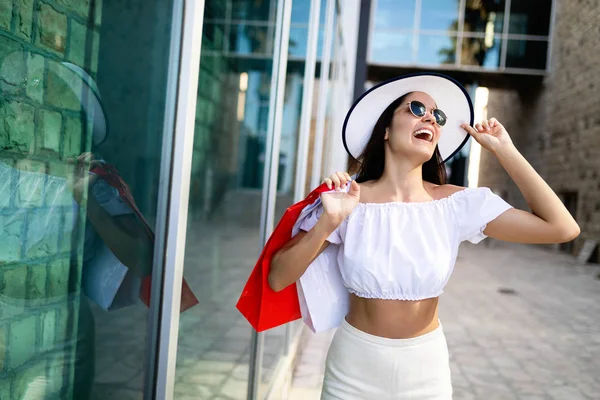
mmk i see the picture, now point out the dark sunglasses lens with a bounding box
[433,109,447,126]
[409,101,427,117]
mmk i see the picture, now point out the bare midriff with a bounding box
[345,293,440,339]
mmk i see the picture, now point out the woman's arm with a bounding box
[269,217,335,292]
[462,119,580,244]
[269,176,360,292]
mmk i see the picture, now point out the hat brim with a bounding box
[343,72,474,163]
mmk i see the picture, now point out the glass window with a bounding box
[0,0,178,398]
[229,24,273,55]
[232,0,275,21]
[420,0,460,32]
[288,27,325,59]
[370,31,414,64]
[291,0,328,25]
[463,0,505,34]
[505,39,548,70]
[461,35,503,69]
[175,0,297,398]
[374,0,417,30]
[417,34,457,65]
[509,0,551,36]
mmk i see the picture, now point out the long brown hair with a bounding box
[355,93,446,185]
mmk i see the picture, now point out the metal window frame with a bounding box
[247,0,293,398]
[310,0,336,189]
[293,0,322,203]
[147,0,206,399]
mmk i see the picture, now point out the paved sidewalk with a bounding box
[289,241,600,400]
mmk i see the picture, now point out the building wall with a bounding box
[479,0,600,255]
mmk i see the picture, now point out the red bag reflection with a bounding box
[91,163,199,312]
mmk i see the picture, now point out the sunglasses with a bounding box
[402,101,447,127]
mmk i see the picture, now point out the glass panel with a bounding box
[291,0,328,25]
[203,23,226,52]
[289,27,325,59]
[370,31,414,64]
[509,0,551,36]
[417,34,457,65]
[420,0,460,32]
[374,0,417,30]
[505,39,548,70]
[175,0,293,398]
[204,0,227,20]
[229,24,273,55]
[461,35,503,69]
[232,0,275,21]
[463,0,505,34]
[0,0,177,398]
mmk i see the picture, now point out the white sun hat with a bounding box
[343,72,474,163]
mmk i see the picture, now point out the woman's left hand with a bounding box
[461,118,514,154]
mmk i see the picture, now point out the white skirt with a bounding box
[321,319,452,400]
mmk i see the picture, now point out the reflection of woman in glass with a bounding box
[268,74,580,398]
[0,56,153,399]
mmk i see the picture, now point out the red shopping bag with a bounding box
[236,183,330,332]
[91,163,199,313]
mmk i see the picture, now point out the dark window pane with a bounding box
[374,0,417,30]
[509,0,551,36]
[505,39,548,69]
[464,0,505,34]
[232,0,274,21]
[202,23,226,51]
[461,35,503,69]
[229,24,273,54]
[204,0,227,19]
[420,0,459,31]
[418,34,457,65]
[370,31,414,64]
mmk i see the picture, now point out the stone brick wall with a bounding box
[0,0,101,397]
[479,0,600,257]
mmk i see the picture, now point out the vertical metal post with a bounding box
[310,0,336,189]
[500,0,511,69]
[148,0,205,399]
[248,0,292,398]
[455,0,466,67]
[293,0,322,202]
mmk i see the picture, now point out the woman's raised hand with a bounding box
[321,171,360,226]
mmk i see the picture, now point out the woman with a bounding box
[268,73,579,399]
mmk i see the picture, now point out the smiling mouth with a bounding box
[413,128,433,143]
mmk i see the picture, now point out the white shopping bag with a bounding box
[293,198,349,333]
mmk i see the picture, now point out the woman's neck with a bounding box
[375,158,431,202]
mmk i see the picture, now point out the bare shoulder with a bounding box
[425,182,468,200]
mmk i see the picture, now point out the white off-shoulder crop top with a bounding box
[299,187,513,301]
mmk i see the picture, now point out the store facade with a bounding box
[0,0,358,399]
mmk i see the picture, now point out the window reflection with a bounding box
[461,35,502,68]
[420,0,459,31]
[464,0,505,34]
[370,31,413,64]
[418,34,457,65]
[289,27,325,58]
[229,24,273,55]
[291,0,328,25]
[232,0,274,21]
[374,0,417,30]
